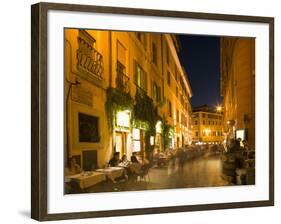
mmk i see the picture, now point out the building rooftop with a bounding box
[192,104,219,113]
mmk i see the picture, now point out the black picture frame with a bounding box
[31,2,274,221]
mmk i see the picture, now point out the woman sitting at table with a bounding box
[108,152,120,167]
[131,152,140,163]
[118,154,131,167]
[66,157,82,175]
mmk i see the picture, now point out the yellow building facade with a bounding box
[64,29,192,169]
[191,106,224,144]
[220,37,255,149]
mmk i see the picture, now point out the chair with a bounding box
[138,165,150,182]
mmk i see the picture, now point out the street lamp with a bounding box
[216,105,222,112]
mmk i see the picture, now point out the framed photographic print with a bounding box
[31,2,274,221]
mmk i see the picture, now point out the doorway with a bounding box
[115,132,127,156]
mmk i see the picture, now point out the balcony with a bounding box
[76,34,104,81]
[116,61,130,93]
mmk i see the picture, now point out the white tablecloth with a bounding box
[96,167,125,180]
[67,171,106,189]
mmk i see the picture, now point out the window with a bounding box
[176,87,178,97]
[181,113,184,126]
[181,95,184,106]
[203,120,205,125]
[132,129,141,152]
[176,110,179,123]
[168,101,172,117]
[152,42,157,65]
[153,82,161,103]
[117,41,126,66]
[208,120,211,125]
[166,44,170,65]
[195,131,199,137]
[194,120,198,125]
[134,61,147,91]
[167,71,171,86]
[136,32,142,41]
[135,32,147,49]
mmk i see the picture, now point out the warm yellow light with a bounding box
[216,106,222,112]
[204,129,211,136]
[150,136,155,145]
[155,121,162,134]
[132,128,140,139]
[116,110,130,127]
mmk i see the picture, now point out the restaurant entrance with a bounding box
[115,132,127,156]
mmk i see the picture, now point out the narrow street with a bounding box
[134,155,229,190]
[146,154,230,190]
[85,153,230,193]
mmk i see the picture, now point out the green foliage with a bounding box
[133,88,160,152]
[105,87,162,153]
[163,120,174,150]
[105,87,134,130]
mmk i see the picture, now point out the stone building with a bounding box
[220,37,255,149]
[191,105,224,144]
[64,29,192,169]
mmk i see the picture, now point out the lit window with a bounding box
[132,128,141,152]
[134,61,147,91]
[116,111,130,128]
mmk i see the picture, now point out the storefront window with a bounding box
[132,128,141,152]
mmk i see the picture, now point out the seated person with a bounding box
[118,154,131,167]
[154,149,161,160]
[108,152,120,167]
[66,157,82,175]
[131,152,140,163]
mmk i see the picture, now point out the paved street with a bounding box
[146,154,230,190]
[85,154,230,193]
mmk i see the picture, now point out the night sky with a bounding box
[178,35,221,108]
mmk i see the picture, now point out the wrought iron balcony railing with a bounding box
[77,36,104,80]
[116,61,130,93]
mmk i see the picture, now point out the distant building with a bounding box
[64,29,193,169]
[191,105,224,144]
[220,37,255,149]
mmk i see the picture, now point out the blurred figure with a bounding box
[68,157,82,175]
[176,148,186,173]
[118,154,131,167]
[109,152,120,167]
[131,152,140,163]
[242,139,249,150]
[222,139,246,184]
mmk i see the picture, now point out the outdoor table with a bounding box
[66,171,106,189]
[96,167,125,181]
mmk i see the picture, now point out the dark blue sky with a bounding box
[178,35,221,108]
